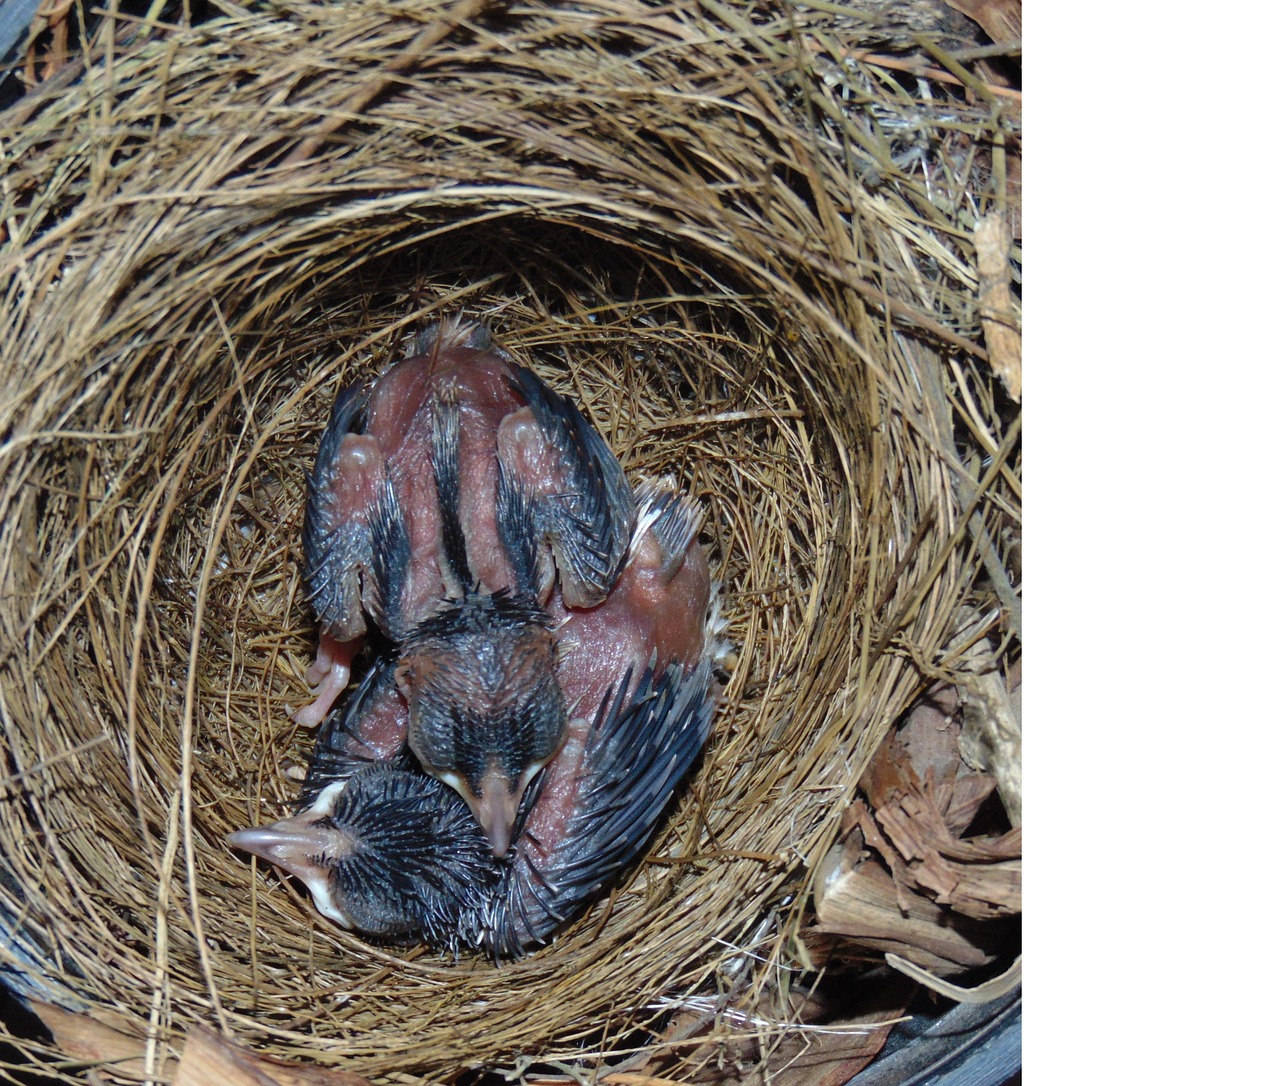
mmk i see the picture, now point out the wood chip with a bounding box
[943,0,1022,44]
[974,212,1022,401]
[810,673,1020,977]
[30,1001,172,1079]
[175,1026,376,1086]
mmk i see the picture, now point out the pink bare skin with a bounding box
[294,632,363,728]
[368,344,527,616]
[513,482,712,886]
[551,505,711,719]
[295,657,413,808]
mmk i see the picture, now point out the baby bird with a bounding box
[296,317,635,727]
[230,481,719,951]
[297,317,636,854]
[226,765,496,946]
[484,657,716,955]
[391,389,566,858]
[230,665,713,953]
[240,319,723,949]
[485,477,722,953]
[396,593,563,860]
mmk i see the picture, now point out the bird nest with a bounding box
[0,1,1021,1081]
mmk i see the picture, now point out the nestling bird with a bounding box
[295,319,523,727]
[485,477,722,953]
[483,656,716,955]
[234,318,722,950]
[227,765,496,946]
[391,386,565,858]
[297,317,636,855]
[230,665,713,953]
[296,317,635,727]
[395,589,564,861]
[232,478,720,951]
[300,458,566,861]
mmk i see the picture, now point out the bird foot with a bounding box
[293,634,360,727]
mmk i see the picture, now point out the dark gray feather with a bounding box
[486,657,714,955]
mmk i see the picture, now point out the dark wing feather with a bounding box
[430,393,473,592]
[302,381,377,638]
[508,365,636,606]
[634,477,704,580]
[413,317,493,358]
[496,458,540,598]
[367,475,411,641]
[486,658,715,955]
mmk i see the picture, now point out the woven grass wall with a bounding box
[0,1,1021,1080]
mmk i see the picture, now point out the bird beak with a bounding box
[227,822,331,867]
[227,813,353,928]
[471,769,522,859]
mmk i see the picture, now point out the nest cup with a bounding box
[0,1,1019,1079]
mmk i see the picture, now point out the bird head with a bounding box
[396,591,566,858]
[228,766,497,944]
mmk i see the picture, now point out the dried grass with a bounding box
[0,1,1020,1081]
